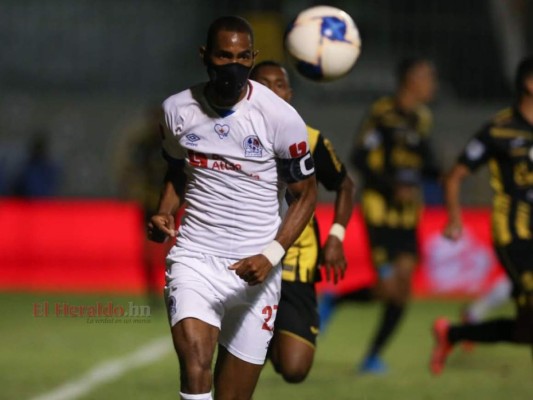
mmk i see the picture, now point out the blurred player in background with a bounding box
[350,57,440,374]
[250,61,354,383]
[148,16,317,400]
[116,106,168,306]
[431,56,533,375]
[12,131,61,197]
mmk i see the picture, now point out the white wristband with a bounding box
[261,240,285,266]
[329,223,346,241]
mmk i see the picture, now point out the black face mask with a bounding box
[206,62,251,104]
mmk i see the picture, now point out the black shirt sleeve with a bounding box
[314,134,347,191]
[457,124,493,172]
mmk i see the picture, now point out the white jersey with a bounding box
[161,81,311,258]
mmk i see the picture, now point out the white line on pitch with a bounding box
[29,336,172,400]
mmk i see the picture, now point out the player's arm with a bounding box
[314,135,355,283]
[230,161,317,286]
[442,163,470,241]
[147,107,186,243]
[276,175,318,250]
[322,175,354,283]
[147,160,186,242]
[443,126,491,241]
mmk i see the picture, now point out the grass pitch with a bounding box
[1,292,531,400]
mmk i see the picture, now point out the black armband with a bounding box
[277,151,315,183]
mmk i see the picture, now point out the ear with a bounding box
[525,76,533,96]
[252,49,259,61]
[286,87,294,102]
[199,46,207,64]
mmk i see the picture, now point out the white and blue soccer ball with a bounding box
[285,5,361,82]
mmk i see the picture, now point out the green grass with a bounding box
[1,293,531,400]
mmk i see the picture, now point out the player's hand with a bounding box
[147,212,176,243]
[443,219,463,241]
[229,255,273,286]
[321,236,347,284]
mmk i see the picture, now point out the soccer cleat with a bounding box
[460,308,475,353]
[430,317,453,375]
[358,354,388,375]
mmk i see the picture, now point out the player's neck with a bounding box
[518,95,533,126]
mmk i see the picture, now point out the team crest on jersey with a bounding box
[243,135,263,157]
[214,124,230,139]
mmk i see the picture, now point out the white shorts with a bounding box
[164,246,281,365]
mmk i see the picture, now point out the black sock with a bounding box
[368,302,405,356]
[448,318,515,344]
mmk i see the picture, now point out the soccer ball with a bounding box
[285,5,361,82]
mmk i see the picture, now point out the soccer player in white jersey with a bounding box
[147,16,317,400]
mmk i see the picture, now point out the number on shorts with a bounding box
[261,305,278,331]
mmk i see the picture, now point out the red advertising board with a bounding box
[0,199,505,296]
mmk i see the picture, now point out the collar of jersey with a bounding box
[206,81,253,119]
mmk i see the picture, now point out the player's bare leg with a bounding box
[269,330,315,383]
[360,253,415,373]
[213,345,263,400]
[171,318,219,396]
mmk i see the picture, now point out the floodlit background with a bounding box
[1,1,532,399]
[1,0,531,201]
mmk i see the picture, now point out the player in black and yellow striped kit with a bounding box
[250,61,354,383]
[431,56,533,375]
[352,58,440,373]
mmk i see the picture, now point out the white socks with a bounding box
[467,277,512,322]
[179,391,213,400]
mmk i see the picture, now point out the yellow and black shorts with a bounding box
[274,280,319,347]
[366,224,418,279]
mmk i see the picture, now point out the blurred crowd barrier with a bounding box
[0,200,504,297]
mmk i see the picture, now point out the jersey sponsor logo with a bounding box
[186,133,200,142]
[187,150,249,175]
[465,139,485,160]
[211,154,242,171]
[214,124,230,139]
[185,133,201,146]
[289,141,308,158]
[243,135,263,157]
[188,150,208,167]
